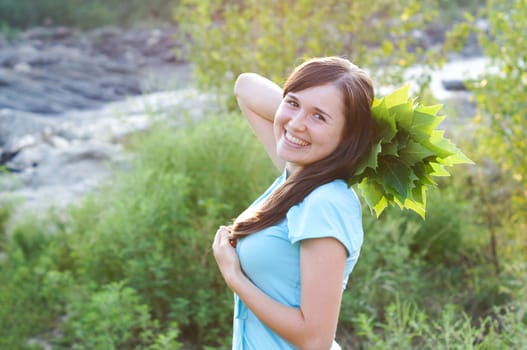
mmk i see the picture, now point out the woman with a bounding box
[212,56,374,349]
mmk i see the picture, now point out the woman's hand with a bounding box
[212,225,242,289]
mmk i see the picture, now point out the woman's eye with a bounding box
[313,113,326,122]
[287,100,298,107]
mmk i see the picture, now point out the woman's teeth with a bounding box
[285,132,309,146]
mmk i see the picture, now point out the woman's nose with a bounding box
[287,112,307,131]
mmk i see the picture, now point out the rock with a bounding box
[0,109,54,148]
[0,87,216,227]
[5,142,54,173]
[0,25,189,115]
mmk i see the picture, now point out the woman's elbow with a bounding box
[296,335,334,350]
[233,72,254,97]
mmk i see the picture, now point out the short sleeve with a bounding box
[286,181,363,259]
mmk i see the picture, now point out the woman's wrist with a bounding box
[225,267,249,292]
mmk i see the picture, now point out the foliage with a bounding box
[0,108,525,348]
[480,0,527,296]
[339,169,523,346]
[0,0,178,29]
[340,206,426,324]
[405,186,465,265]
[0,111,276,349]
[0,202,11,251]
[354,299,527,349]
[59,114,276,347]
[350,85,473,218]
[174,0,441,107]
[61,281,182,350]
[0,215,72,350]
[472,0,527,216]
[446,0,527,214]
[437,0,484,23]
[445,0,527,301]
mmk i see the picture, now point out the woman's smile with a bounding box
[284,131,310,147]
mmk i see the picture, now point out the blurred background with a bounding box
[0,0,525,349]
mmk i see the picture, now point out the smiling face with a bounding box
[273,84,346,175]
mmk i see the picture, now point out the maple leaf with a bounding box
[351,84,474,218]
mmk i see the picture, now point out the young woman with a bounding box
[212,56,375,350]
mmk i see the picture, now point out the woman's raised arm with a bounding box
[234,73,284,171]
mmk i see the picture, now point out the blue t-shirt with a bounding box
[232,172,364,349]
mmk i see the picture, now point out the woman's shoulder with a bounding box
[305,179,360,208]
[287,179,364,250]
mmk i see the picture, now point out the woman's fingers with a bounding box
[213,225,231,252]
[212,225,242,289]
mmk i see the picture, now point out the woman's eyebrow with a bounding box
[285,93,299,101]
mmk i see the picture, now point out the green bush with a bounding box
[62,281,182,350]
[472,0,527,214]
[62,113,275,347]
[405,186,465,266]
[446,0,526,261]
[339,205,427,329]
[354,299,527,349]
[0,203,10,252]
[447,0,527,319]
[0,215,71,350]
[338,166,520,346]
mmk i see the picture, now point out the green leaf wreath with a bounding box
[349,84,474,218]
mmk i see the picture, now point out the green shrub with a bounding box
[62,114,275,347]
[62,281,182,350]
[470,1,527,286]
[0,215,72,350]
[353,299,527,349]
[355,298,431,349]
[338,169,517,345]
[339,205,427,330]
[0,203,10,252]
[405,187,465,266]
[446,0,527,258]
[485,302,527,349]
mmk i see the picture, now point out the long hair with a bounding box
[232,57,374,237]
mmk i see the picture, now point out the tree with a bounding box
[473,0,527,213]
[174,0,440,105]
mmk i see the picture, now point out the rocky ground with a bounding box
[0,25,199,225]
[0,25,191,114]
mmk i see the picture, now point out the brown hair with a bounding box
[232,57,374,237]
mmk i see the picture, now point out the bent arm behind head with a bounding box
[234,73,285,171]
[234,73,283,121]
